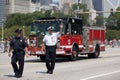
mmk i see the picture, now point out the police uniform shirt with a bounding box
[43,32,60,46]
[10,36,28,51]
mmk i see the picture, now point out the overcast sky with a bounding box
[53,0,59,2]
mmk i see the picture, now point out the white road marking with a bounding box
[80,70,120,80]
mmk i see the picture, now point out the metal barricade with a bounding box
[0,42,5,53]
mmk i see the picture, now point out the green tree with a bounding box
[44,10,51,18]
[106,7,120,30]
[95,15,105,26]
[106,30,120,40]
[51,12,71,18]
[5,11,46,28]
[70,3,89,25]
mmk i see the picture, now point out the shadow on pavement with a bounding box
[25,59,42,63]
[4,74,15,78]
[36,71,47,74]
[25,55,93,63]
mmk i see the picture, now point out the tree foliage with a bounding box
[5,11,45,28]
[5,11,70,28]
[106,7,120,30]
[3,11,70,38]
[95,15,105,26]
[0,26,30,39]
[70,3,89,25]
[3,6,120,40]
[106,30,120,40]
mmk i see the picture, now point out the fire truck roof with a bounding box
[33,17,82,23]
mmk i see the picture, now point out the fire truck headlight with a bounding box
[30,40,36,47]
[67,39,71,45]
[27,51,31,54]
[56,41,60,48]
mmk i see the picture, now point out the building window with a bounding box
[6,0,9,5]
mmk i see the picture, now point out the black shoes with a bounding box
[49,70,53,74]
[14,73,17,77]
[14,73,22,78]
[17,74,22,78]
[46,70,53,74]
[46,70,50,73]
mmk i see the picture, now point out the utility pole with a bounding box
[89,0,92,26]
[23,26,25,37]
[77,0,80,18]
[1,19,4,41]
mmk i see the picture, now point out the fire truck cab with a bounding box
[28,18,105,61]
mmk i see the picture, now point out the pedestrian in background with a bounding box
[8,29,28,78]
[43,24,63,74]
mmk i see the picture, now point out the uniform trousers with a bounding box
[45,46,56,71]
[11,51,25,75]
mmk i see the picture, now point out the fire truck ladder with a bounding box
[83,27,89,53]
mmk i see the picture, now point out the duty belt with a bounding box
[13,49,23,52]
[45,45,56,47]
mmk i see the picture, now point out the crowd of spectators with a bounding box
[0,37,120,53]
[105,39,120,48]
[0,36,29,53]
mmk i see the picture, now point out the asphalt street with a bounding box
[0,47,120,80]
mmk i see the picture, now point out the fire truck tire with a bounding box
[68,45,79,61]
[88,45,100,58]
[40,56,45,61]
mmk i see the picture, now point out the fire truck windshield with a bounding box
[30,21,61,35]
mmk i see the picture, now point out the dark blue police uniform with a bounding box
[10,29,28,77]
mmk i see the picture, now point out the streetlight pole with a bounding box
[23,26,25,37]
[77,0,80,18]
[89,0,92,26]
[1,20,4,41]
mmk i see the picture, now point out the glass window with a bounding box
[71,23,82,34]
[31,21,61,35]
[6,0,9,5]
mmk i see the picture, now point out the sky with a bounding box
[53,0,59,2]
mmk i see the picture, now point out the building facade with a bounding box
[6,0,41,14]
[40,0,52,5]
[103,0,120,17]
[0,0,6,26]
[59,0,74,14]
[92,0,103,16]
[0,0,42,26]
[8,0,30,14]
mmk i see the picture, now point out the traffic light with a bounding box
[110,8,114,16]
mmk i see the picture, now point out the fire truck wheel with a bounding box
[40,56,45,61]
[88,45,100,58]
[68,45,79,61]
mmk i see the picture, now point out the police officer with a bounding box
[43,24,63,74]
[8,29,28,78]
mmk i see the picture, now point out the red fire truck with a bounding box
[28,18,105,61]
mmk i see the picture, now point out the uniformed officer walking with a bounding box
[43,24,63,74]
[8,29,28,78]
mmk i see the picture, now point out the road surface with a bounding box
[0,47,120,80]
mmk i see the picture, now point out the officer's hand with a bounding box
[60,23,63,29]
[25,53,29,58]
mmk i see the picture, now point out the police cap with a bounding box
[47,26,54,31]
[14,29,22,33]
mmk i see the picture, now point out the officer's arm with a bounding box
[59,23,63,34]
[25,47,28,53]
[25,47,29,57]
[8,40,13,57]
[8,47,12,57]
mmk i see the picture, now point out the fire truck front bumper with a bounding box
[28,51,45,55]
